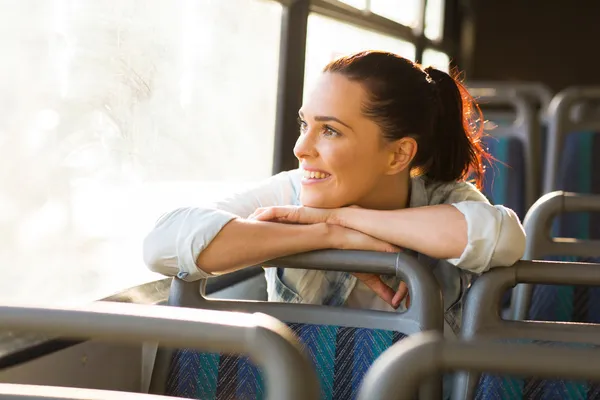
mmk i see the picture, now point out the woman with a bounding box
[143,50,526,330]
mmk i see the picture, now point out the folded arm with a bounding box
[251,182,527,274]
[142,170,398,281]
[330,182,526,273]
[142,171,307,281]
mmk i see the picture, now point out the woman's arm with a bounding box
[143,170,398,280]
[195,219,331,274]
[142,171,303,280]
[333,204,467,260]
[251,183,526,275]
[332,201,526,274]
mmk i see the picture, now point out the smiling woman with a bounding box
[143,50,526,337]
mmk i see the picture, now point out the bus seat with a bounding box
[468,88,541,311]
[453,260,600,399]
[149,250,445,400]
[468,83,547,214]
[0,302,319,400]
[358,331,600,400]
[482,134,527,220]
[510,192,600,322]
[543,86,600,241]
[554,131,600,240]
[470,89,541,220]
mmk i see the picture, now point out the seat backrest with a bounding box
[543,86,600,203]
[150,250,444,400]
[0,302,320,400]
[454,260,600,399]
[467,88,541,219]
[510,191,600,321]
[467,81,553,118]
[357,331,600,400]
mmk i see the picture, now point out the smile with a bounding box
[303,170,330,179]
[301,169,331,183]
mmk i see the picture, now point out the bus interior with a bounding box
[1,0,600,399]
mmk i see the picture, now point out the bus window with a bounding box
[370,0,421,28]
[338,0,368,10]
[425,0,445,41]
[0,0,281,305]
[304,13,417,96]
[422,48,450,73]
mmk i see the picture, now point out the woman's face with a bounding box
[295,73,400,208]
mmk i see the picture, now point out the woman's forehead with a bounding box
[301,73,365,117]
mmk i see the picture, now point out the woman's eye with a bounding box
[297,118,308,133]
[323,125,340,137]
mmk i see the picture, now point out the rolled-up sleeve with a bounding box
[143,207,239,281]
[142,170,299,281]
[444,183,526,274]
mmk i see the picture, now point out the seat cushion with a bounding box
[475,339,600,400]
[165,322,406,400]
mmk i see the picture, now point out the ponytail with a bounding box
[419,67,489,189]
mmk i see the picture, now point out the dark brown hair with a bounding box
[323,50,490,189]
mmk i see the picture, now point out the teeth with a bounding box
[304,170,329,179]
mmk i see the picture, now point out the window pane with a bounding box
[370,0,420,28]
[0,0,281,305]
[425,0,445,40]
[422,48,450,73]
[304,13,417,95]
[338,0,367,10]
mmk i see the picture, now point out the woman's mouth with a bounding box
[302,169,331,183]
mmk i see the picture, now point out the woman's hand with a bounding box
[250,206,409,308]
[248,205,338,225]
[353,273,410,309]
[251,209,408,308]
[328,224,410,309]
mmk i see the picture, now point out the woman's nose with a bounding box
[293,131,318,160]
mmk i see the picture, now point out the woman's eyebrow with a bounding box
[298,111,353,131]
[314,115,353,130]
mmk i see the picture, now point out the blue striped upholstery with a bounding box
[480,133,527,309]
[529,132,600,325]
[476,339,600,400]
[481,135,527,220]
[165,322,407,400]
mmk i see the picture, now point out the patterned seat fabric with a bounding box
[481,135,527,221]
[480,134,527,309]
[529,131,600,325]
[165,322,406,400]
[476,339,600,400]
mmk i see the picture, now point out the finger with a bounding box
[392,281,409,308]
[361,235,400,253]
[252,208,278,221]
[380,242,402,253]
[247,207,265,220]
[353,273,397,307]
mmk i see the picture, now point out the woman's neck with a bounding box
[355,174,411,210]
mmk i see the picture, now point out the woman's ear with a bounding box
[385,137,418,175]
